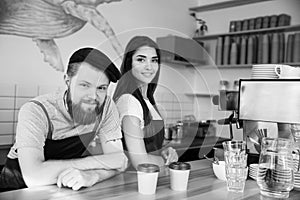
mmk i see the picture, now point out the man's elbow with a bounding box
[21,166,55,187]
[119,152,129,172]
[22,173,46,188]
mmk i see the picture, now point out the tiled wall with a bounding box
[0,84,195,146]
[0,84,62,146]
[155,92,195,125]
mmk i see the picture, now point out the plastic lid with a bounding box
[137,163,160,173]
[169,162,191,170]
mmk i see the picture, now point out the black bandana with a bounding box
[68,47,121,83]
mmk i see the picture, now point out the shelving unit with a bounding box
[189,0,300,69]
[201,62,300,69]
[161,60,205,67]
[185,93,217,97]
[163,59,300,69]
[193,24,300,40]
[189,0,273,12]
[192,24,300,68]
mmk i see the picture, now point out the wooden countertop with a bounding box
[1,159,300,200]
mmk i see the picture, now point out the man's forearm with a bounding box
[21,151,127,187]
[56,167,121,190]
[92,169,120,184]
[71,152,128,171]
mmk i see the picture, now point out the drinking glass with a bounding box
[223,140,248,192]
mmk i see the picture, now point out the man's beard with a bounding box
[66,90,105,125]
[72,101,99,125]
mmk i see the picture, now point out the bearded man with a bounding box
[0,47,128,192]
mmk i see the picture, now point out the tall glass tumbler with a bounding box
[223,140,248,192]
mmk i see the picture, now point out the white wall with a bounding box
[0,0,198,88]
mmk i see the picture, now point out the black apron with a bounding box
[143,120,165,154]
[122,120,164,154]
[122,116,165,172]
[0,100,98,192]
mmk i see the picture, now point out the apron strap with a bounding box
[30,100,53,139]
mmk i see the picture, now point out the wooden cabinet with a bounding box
[157,35,206,66]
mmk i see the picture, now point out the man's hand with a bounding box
[161,147,178,165]
[57,168,98,191]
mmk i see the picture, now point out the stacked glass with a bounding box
[222,141,248,192]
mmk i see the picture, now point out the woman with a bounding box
[113,36,178,169]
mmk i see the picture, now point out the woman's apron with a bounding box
[122,117,165,172]
[122,120,164,154]
[0,100,98,191]
[143,120,165,154]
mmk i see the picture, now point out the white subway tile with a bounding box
[0,122,14,135]
[15,85,38,97]
[0,83,15,96]
[0,97,15,109]
[15,97,32,109]
[0,135,14,145]
[0,110,14,121]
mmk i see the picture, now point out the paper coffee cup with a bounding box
[137,163,159,195]
[169,162,191,191]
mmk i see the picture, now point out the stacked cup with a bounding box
[222,141,248,193]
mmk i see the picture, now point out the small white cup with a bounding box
[169,162,191,191]
[137,163,159,195]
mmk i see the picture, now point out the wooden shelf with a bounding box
[200,63,300,69]
[163,62,300,69]
[196,64,252,69]
[189,0,273,12]
[161,60,206,67]
[220,63,300,68]
[283,62,300,67]
[185,93,216,97]
[0,144,12,149]
[193,24,300,40]
[217,64,253,69]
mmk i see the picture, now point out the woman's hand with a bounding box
[161,147,178,165]
[7,146,18,159]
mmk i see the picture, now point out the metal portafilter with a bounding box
[212,91,241,139]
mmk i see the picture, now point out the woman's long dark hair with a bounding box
[113,36,161,126]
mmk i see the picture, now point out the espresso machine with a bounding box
[237,79,300,163]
